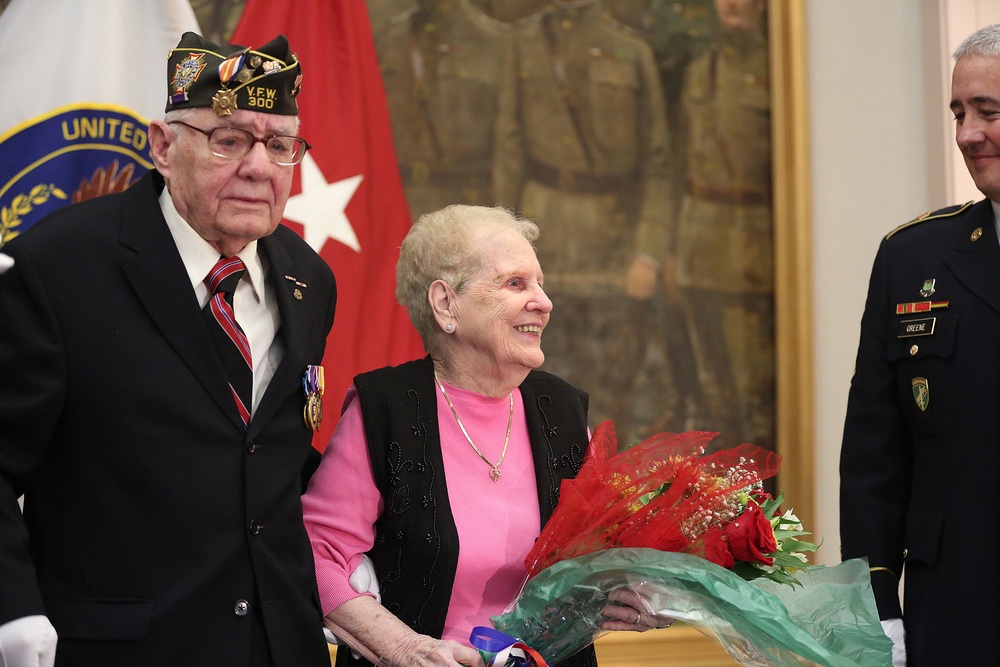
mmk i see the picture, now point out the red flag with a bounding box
[232,0,425,449]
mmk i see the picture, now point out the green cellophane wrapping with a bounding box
[492,548,891,667]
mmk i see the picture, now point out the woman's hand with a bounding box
[377,634,485,667]
[599,587,676,633]
[324,597,484,667]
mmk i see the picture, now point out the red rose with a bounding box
[722,503,777,565]
[695,528,735,570]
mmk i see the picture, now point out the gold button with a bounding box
[909,344,918,356]
[972,227,983,242]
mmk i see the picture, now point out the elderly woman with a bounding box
[303,205,662,667]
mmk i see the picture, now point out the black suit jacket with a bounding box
[0,171,335,666]
[840,198,1000,665]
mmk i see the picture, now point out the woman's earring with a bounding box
[445,324,454,332]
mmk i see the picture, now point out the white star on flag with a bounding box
[283,153,363,253]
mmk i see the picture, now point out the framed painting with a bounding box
[366,0,812,532]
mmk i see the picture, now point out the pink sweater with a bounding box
[302,379,541,645]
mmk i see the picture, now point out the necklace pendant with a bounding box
[490,467,502,482]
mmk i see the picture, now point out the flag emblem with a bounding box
[0,106,152,248]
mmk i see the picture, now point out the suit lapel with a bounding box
[118,172,247,430]
[249,234,310,435]
[943,200,1000,315]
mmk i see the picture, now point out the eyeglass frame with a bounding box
[168,120,312,166]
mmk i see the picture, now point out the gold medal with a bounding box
[212,88,237,116]
[304,392,323,431]
[301,365,325,431]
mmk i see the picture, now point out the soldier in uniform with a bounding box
[606,0,716,115]
[493,0,672,439]
[606,0,717,434]
[667,0,773,451]
[372,0,513,221]
[473,0,547,23]
[841,23,1000,667]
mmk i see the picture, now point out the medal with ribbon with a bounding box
[470,627,549,667]
[302,365,324,432]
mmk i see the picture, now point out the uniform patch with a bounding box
[911,378,929,411]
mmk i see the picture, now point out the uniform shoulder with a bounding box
[884,200,978,240]
[598,9,644,39]
[461,0,515,34]
[383,4,420,27]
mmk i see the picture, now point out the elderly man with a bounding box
[840,23,1000,667]
[0,32,335,666]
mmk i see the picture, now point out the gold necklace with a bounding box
[434,373,513,482]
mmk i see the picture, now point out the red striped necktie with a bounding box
[203,257,252,427]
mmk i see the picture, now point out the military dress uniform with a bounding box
[672,26,773,450]
[374,0,513,220]
[472,0,547,23]
[606,0,716,108]
[840,199,1000,666]
[493,0,672,436]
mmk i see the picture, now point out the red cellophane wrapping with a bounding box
[524,420,782,578]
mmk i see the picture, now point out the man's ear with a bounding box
[148,120,173,177]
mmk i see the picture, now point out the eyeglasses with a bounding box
[169,120,311,166]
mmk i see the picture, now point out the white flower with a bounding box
[780,509,803,532]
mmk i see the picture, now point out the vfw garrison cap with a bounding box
[165,32,302,117]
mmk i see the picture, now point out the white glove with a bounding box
[0,254,13,275]
[0,616,57,667]
[880,618,906,667]
[348,554,380,604]
[324,555,381,646]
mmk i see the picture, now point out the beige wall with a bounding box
[808,0,933,565]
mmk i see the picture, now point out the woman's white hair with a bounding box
[395,204,539,350]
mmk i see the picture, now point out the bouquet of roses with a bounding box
[486,422,891,667]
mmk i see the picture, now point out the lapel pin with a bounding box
[971,227,983,242]
[919,279,935,297]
